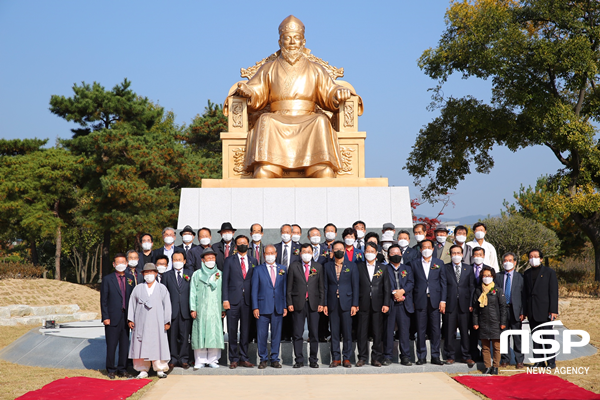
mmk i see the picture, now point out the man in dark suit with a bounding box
[411,223,427,250]
[152,227,182,271]
[100,253,135,379]
[287,243,324,368]
[397,230,418,264]
[356,242,390,367]
[447,225,472,265]
[126,250,142,283]
[384,245,414,366]
[212,222,236,270]
[250,223,266,264]
[353,220,367,253]
[275,223,300,341]
[252,244,287,369]
[177,225,198,257]
[444,245,475,367]
[408,239,447,365]
[138,233,154,267]
[222,235,258,369]
[495,252,525,369]
[323,223,338,256]
[163,251,193,369]
[523,249,559,369]
[470,246,488,361]
[307,227,329,264]
[187,227,212,271]
[323,241,359,368]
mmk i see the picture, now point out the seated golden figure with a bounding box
[225,15,363,179]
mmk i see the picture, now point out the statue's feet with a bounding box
[253,164,283,178]
[305,164,336,178]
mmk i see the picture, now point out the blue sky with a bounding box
[0,0,562,220]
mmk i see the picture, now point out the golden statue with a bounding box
[225,15,363,179]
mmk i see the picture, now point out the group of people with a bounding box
[99,220,559,379]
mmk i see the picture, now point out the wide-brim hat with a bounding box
[434,224,449,233]
[142,263,158,272]
[218,222,236,233]
[201,248,217,258]
[180,225,195,235]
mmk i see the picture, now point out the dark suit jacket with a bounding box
[135,252,154,274]
[251,263,287,314]
[287,260,324,312]
[163,267,194,320]
[386,263,415,313]
[344,247,365,264]
[177,243,198,258]
[212,240,236,271]
[356,261,391,312]
[323,260,359,312]
[523,266,558,322]
[409,257,447,310]
[100,272,135,326]
[444,262,475,314]
[250,242,265,264]
[275,241,300,265]
[186,245,211,271]
[222,253,258,307]
[495,270,524,318]
[402,246,420,263]
[311,243,330,265]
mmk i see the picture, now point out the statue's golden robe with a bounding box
[243,55,345,172]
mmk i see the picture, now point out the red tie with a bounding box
[304,264,310,299]
[241,257,246,279]
[255,246,259,261]
[225,243,230,258]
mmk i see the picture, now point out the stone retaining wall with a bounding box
[0,304,97,326]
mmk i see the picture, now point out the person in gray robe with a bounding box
[128,263,172,379]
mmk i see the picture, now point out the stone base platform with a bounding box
[201,178,388,188]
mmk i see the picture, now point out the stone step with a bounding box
[0,311,97,326]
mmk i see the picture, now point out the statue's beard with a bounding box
[281,45,304,65]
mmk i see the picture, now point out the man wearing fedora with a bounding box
[433,224,453,262]
[177,225,198,257]
[212,222,237,271]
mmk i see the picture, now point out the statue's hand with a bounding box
[235,82,253,98]
[334,88,352,104]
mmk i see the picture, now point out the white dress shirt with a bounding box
[422,257,431,293]
[163,246,174,271]
[281,242,292,267]
[366,260,376,282]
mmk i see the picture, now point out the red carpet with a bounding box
[16,376,151,400]
[455,373,600,400]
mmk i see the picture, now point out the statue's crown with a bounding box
[279,15,305,35]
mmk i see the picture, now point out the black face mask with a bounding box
[237,244,248,253]
[333,250,345,259]
[389,255,402,264]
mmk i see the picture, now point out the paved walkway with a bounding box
[141,372,480,400]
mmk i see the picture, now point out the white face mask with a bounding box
[455,235,466,243]
[310,236,321,244]
[356,230,365,239]
[344,238,355,246]
[382,243,392,251]
[157,265,167,274]
[182,234,193,243]
[474,231,486,240]
[281,233,291,243]
[144,274,156,283]
[115,264,127,272]
[529,257,541,267]
[173,261,184,270]
[482,276,493,285]
[128,260,138,267]
[415,234,425,242]
[292,234,301,242]
[473,257,484,265]
[164,236,175,245]
[301,253,313,263]
[503,262,515,271]
[265,255,276,265]
[365,252,377,262]
[421,248,433,258]
[325,232,336,241]
[252,233,262,242]
[222,233,233,242]
[204,261,216,269]
[398,239,409,248]
[141,242,152,251]
[436,235,447,244]
[200,237,211,246]
[451,255,462,264]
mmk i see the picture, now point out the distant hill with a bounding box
[414,214,501,226]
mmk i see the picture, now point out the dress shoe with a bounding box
[293,362,303,368]
[329,360,341,368]
[371,360,382,367]
[416,359,426,365]
[343,360,352,368]
[117,371,132,378]
[310,362,319,368]
[258,361,268,369]
[182,363,189,369]
[446,359,455,365]
[229,361,238,369]
[431,358,445,365]
[500,362,508,367]
[400,357,412,366]
[356,359,366,367]
[516,362,524,369]
[168,363,175,370]
[484,367,494,374]
[492,367,499,375]
[107,372,116,380]
[466,359,475,368]
[239,361,255,368]
[382,359,392,366]
[271,361,282,368]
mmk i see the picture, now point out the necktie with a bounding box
[241,257,247,279]
[225,243,230,258]
[475,265,481,280]
[177,270,182,287]
[455,264,461,283]
[282,245,288,266]
[255,245,260,261]
[505,273,512,304]
[270,265,276,286]
[394,269,400,290]
[185,245,189,253]
[304,263,310,282]
[313,245,319,262]
[118,275,126,309]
